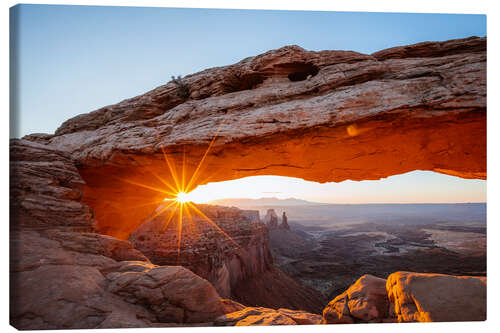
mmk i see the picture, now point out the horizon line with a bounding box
[206,197,487,205]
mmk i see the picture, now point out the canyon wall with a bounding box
[23,37,486,239]
[129,204,273,298]
[129,204,326,313]
[9,139,246,328]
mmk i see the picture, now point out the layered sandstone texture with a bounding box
[129,204,273,298]
[9,140,244,329]
[386,271,486,322]
[215,307,323,326]
[23,37,486,239]
[322,272,486,324]
[323,274,391,324]
[129,204,326,313]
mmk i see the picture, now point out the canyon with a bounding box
[11,36,486,329]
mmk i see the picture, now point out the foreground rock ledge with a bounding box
[23,36,486,238]
[323,272,486,324]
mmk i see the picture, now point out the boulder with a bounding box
[106,262,231,323]
[386,271,486,322]
[323,274,390,323]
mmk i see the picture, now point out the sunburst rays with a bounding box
[115,122,241,262]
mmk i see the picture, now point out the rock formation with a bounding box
[129,204,273,298]
[322,272,486,324]
[9,139,246,328]
[323,274,392,324]
[10,139,96,232]
[129,204,325,313]
[264,209,279,229]
[22,37,486,240]
[215,307,322,326]
[386,271,486,322]
[280,212,290,230]
[11,37,488,328]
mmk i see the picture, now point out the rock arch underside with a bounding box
[25,36,486,240]
[12,36,487,329]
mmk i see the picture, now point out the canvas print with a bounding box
[9,4,486,330]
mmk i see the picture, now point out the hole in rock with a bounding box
[114,172,484,309]
[221,72,266,93]
[283,62,319,81]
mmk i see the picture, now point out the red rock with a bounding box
[10,139,96,231]
[9,140,238,329]
[23,37,486,240]
[323,274,390,324]
[129,204,273,299]
[11,37,488,329]
[215,306,321,326]
[386,271,486,322]
[129,204,324,313]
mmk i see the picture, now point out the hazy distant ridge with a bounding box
[208,197,326,207]
[207,198,486,226]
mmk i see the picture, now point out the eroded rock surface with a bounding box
[10,139,96,231]
[129,204,325,313]
[386,271,486,322]
[320,271,487,324]
[323,274,391,324]
[129,204,273,299]
[22,37,486,239]
[215,306,322,326]
[9,140,237,329]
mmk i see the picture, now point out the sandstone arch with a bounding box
[25,37,486,239]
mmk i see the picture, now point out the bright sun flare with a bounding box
[176,192,189,203]
[116,120,242,263]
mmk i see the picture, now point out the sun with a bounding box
[115,121,242,263]
[176,191,190,203]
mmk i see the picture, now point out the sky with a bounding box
[10,4,487,203]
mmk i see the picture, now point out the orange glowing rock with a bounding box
[23,37,486,239]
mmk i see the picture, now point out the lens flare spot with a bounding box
[347,124,358,137]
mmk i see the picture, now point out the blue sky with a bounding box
[10,4,486,203]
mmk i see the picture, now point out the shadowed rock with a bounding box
[129,204,273,299]
[9,141,238,329]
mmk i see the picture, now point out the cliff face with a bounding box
[129,204,326,313]
[9,139,241,328]
[23,37,486,239]
[129,204,273,298]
